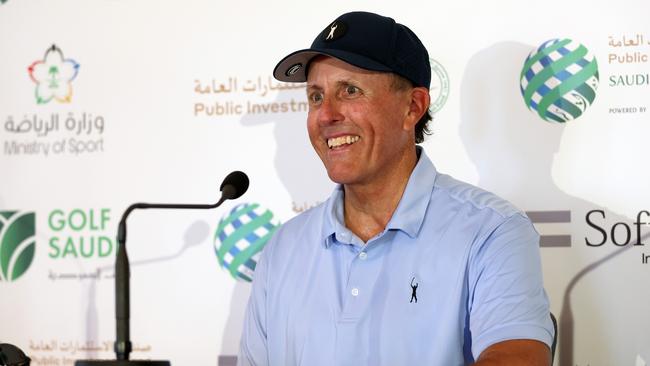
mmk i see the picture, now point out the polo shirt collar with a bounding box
[321,146,438,247]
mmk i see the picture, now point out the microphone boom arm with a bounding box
[114,201,225,361]
[114,172,247,362]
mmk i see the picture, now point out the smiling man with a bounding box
[238,11,554,366]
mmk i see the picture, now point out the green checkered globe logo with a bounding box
[0,211,36,282]
[520,38,599,122]
[213,203,280,282]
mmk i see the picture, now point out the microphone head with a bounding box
[220,171,249,200]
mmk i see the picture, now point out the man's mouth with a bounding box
[327,135,360,149]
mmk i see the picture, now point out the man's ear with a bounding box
[403,87,430,131]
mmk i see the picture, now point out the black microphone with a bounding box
[220,170,249,201]
[76,171,249,366]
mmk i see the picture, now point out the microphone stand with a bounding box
[76,174,247,365]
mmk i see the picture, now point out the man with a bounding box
[239,11,554,366]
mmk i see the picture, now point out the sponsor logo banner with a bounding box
[2,45,107,157]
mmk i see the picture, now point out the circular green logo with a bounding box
[429,58,450,114]
[213,203,280,282]
[520,38,599,122]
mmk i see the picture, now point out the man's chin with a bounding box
[325,169,361,186]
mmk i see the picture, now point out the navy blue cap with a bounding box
[273,11,431,88]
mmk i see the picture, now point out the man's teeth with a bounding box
[327,135,360,148]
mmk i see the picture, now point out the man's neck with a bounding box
[343,148,418,242]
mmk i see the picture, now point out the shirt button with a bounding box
[359,252,367,260]
[351,288,359,297]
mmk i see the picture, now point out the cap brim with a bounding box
[273,48,393,83]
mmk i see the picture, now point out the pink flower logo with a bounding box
[28,45,80,104]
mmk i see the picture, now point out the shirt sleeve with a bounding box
[237,240,271,366]
[468,213,555,359]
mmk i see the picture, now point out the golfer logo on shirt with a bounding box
[410,277,418,303]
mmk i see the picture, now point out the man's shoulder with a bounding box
[283,200,329,230]
[265,200,329,248]
[432,173,524,221]
[258,200,330,273]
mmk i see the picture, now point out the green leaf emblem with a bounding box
[0,211,36,281]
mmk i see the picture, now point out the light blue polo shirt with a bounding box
[238,148,554,366]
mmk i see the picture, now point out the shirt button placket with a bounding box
[341,243,372,320]
[350,249,368,300]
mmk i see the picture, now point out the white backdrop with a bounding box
[1,1,649,365]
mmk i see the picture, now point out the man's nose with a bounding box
[317,96,344,125]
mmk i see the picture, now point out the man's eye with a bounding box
[309,92,323,104]
[345,85,360,95]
